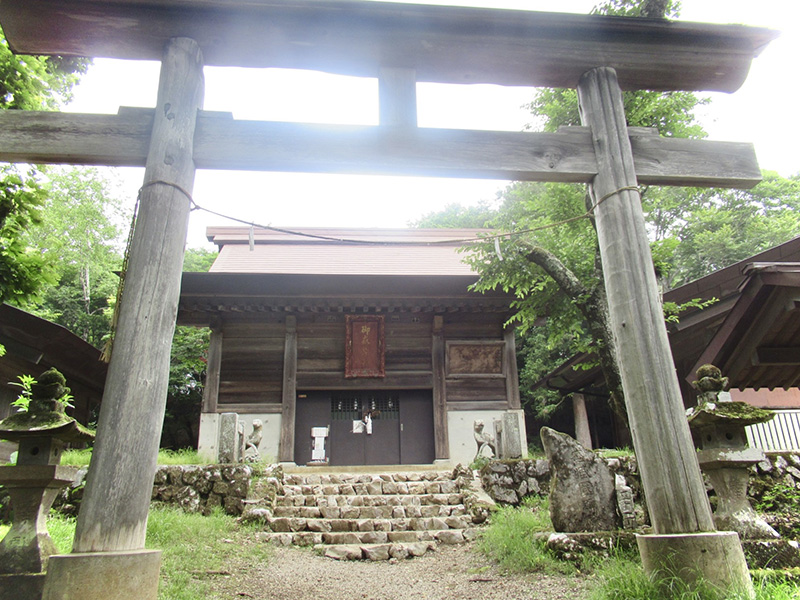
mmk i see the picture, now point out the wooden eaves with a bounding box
[0,0,778,92]
[688,263,800,391]
[178,272,514,326]
[533,236,800,400]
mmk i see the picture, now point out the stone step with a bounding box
[257,528,479,550]
[283,471,455,486]
[253,467,483,560]
[266,515,473,533]
[274,492,463,508]
[281,479,461,496]
[272,503,467,519]
[322,541,437,561]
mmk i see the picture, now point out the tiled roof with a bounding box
[207,227,488,276]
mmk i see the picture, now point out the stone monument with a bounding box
[540,426,620,532]
[0,368,94,600]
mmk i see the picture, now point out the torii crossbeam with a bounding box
[0,1,777,599]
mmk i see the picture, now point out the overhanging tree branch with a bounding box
[521,240,627,422]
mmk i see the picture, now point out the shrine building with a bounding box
[178,226,525,466]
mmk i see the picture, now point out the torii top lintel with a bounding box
[0,0,777,92]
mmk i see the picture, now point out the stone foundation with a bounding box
[638,532,753,598]
[51,464,255,518]
[41,550,161,600]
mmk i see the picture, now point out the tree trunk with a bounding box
[523,243,626,422]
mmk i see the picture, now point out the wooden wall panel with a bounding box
[218,325,284,405]
[295,316,433,388]
[215,313,511,405]
[298,371,433,390]
[297,357,346,372]
[443,319,504,340]
[445,378,507,402]
[222,322,286,338]
[440,314,508,407]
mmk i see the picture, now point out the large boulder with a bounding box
[540,427,620,532]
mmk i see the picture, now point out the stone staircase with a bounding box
[255,468,488,560]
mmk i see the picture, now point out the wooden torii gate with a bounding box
[0,1,777,598]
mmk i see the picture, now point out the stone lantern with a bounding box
[0,368,94,600]
[686,364,777,540]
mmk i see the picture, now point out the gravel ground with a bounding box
[210,543,590,600]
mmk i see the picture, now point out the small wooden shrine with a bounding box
[179,227,523,466]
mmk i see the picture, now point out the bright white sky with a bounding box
[64,0,800,249]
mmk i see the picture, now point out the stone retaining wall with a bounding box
[748,453,800,538]
[478,452,800,538]
[479,455,643,505]
[53,463,255,518]
[4,452,800,527]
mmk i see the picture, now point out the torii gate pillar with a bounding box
[578,67,752,594]
[42,38,204,600]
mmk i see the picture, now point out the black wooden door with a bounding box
[293,392,331,465]
[329,392,401,466]
[296,390,434,466]
[399,390,435,464]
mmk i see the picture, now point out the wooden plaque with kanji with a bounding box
[345,315,385,378]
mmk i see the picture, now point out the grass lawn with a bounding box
[59,448,213,467]
[0,506,270,600]
[477,497,800,600]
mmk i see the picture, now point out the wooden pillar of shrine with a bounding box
[572,393,592,450]
[279,315,298,464]
[577,66,751,594]
[43,38,204,600]
[203,324,223,413]
[432,315,449,461]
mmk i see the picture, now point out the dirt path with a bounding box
[209,543,589,600]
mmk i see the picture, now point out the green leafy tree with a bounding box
[1,29,88,111]
[182,247,218,272]
[163,324,209,449]
[411,201,496,229]
[659,172,800,286]
[0,166,54,305]
[0,26,90,308]
[22,167,126,347]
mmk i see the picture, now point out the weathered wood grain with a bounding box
[0,110,761,188]
[0,0,775,91]
[445,378,508,402]
[218,381,282,395]
[578,66,714,535]
[202,327,223,413]
[297,371,433,389]
[214,402,283,414]
[504,326,521,410]
[72,38,205,553]
[447,401,508,411]
[432,316,449,460]
[279,316,297,462]
[379,67,417,128]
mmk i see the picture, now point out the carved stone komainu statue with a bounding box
[473,420,496,461]
[244,419,263,462]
